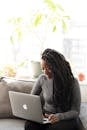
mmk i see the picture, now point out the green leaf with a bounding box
[18,61,25,67]
[8,17,23,25]
[18,59,28,67]
[10,36,14,44]
[16,17,22,23]
[34,14,42,26]
[44,0,56,11]
[62,19,67,32]
[63,15,71,20]
[56,3,64,12]
[52,25,56,32]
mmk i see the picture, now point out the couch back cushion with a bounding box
[79,84,87,129]
[80,84,87,102]
[0,77,34,118]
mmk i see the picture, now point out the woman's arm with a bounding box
[31,76,42,95]
[31,74,47,95]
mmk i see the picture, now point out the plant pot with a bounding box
[31,61,42,78]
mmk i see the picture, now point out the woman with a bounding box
[25,48,81,130]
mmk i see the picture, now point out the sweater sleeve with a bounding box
[56,78,81,121]
[31,75,43,95]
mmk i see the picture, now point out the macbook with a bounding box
[9,91,51,124]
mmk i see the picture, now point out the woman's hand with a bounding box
[45,113,59,124]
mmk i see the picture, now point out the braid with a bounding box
[41,48,74,111]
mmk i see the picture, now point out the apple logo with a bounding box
[23,104,28,110]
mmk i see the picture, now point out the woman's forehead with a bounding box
[41,59,46,65]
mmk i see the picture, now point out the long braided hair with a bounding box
[41,48,74,112]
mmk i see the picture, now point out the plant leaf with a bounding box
[62,19,67,32]
[44,0,56,11]
[52,25,56,32]
[10,36,14,44]
[56,3,64,12]
[63,15,71,20]
[34,14,42,26]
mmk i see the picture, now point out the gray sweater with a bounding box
[31,74,81,121]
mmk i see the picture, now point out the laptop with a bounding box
[9,91,51,124]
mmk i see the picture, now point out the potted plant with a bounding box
[28,0,70,78]
[7,0,70,78]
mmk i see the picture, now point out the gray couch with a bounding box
[0,77,33,130]
[0,77,86,130]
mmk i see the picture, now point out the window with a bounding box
[0,0,87,81]
[63,24,87,82]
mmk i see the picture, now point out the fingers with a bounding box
[44,113,59,124]
[44,113,49,118]
[48,114,59,124]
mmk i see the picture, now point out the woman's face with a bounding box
[41,59,53,79]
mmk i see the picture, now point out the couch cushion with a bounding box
[0,119,25,130]
[0,77,34,118]
[80,84,87,102]
[79,102,87,130]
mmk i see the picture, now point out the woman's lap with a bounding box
[25,118,79,130]
[46,119,78,130]
[25,120,45,130]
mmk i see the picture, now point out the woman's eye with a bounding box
[42,68,44,71]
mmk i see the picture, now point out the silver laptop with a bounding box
[9,91,51,124]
